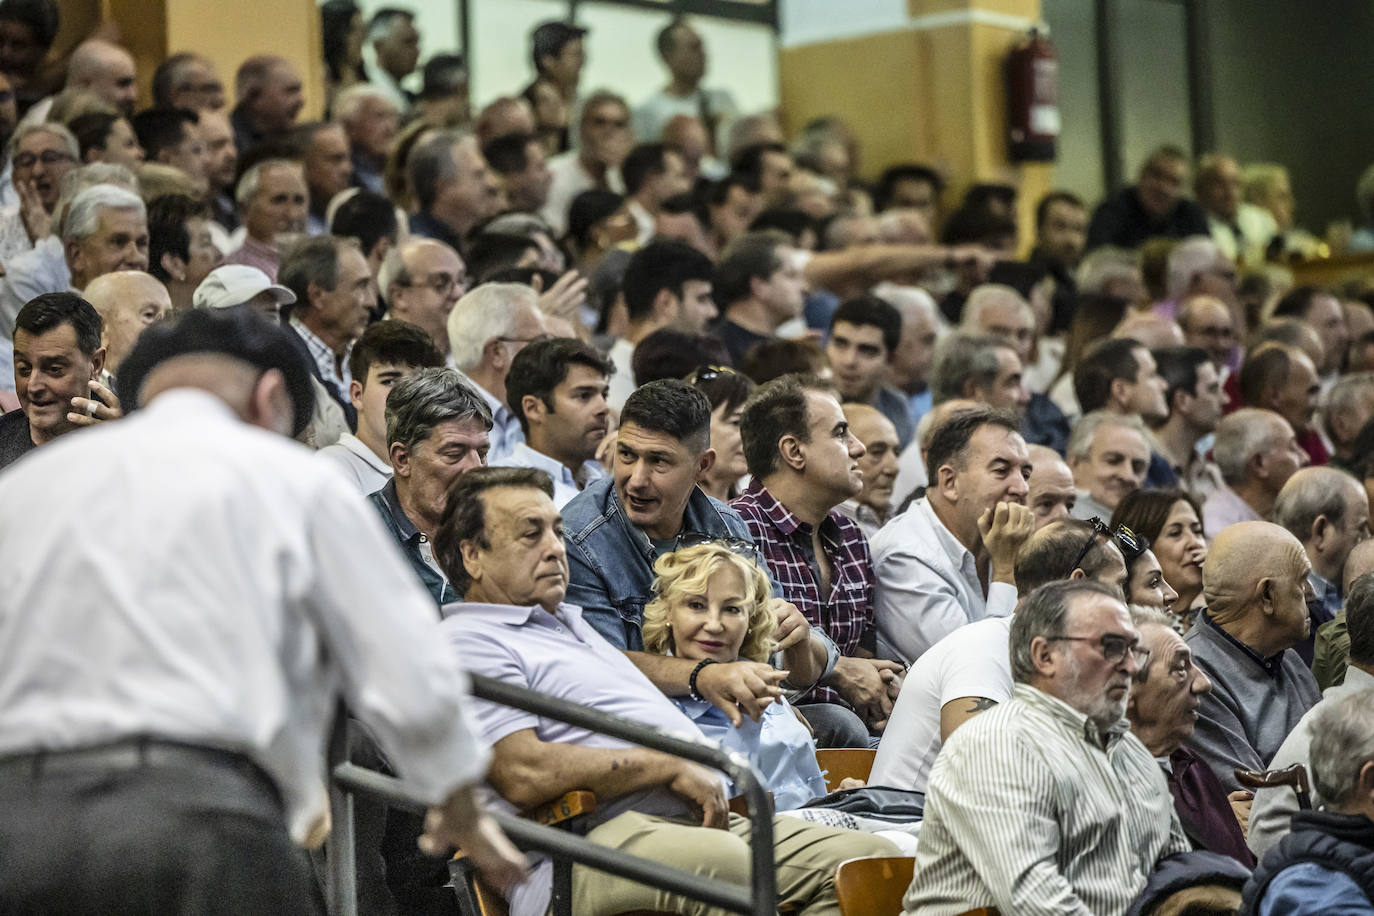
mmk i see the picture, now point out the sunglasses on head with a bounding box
[674,531,761,562]
[684,365,737,386]
[1072,517,1145,571]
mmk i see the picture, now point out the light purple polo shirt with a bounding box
[440,600,726,916]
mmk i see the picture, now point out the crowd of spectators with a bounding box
[4,2,1374,914]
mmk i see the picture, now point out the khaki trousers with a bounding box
[570,811,897,915]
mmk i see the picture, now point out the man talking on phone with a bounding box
[0,291,121,471]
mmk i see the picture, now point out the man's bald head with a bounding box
[1204,521,1309,620]
[1027,443,1075,528]
[67,40,138,117]
[84,271,172,375]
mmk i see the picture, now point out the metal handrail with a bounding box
[326,672,777,916]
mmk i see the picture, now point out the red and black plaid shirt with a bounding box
[731,480,876,705]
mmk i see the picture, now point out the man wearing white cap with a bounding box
[192,263,349,447]
[193,264,296,323]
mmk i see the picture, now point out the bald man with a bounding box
[1026,443,1075,528]
[1274,467,1371,660]
[840,403,901,538]
[1184,521,1322,790]
[66,40,138,117]
[83,271,172,380]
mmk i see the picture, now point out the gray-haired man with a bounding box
[903,579,1189,916]
[369,367,493,607]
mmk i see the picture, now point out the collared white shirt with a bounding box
[493,441,604,508]
[606,337,636,413]
[871,498,1017,664]
[316,431,392,495]
[470,378,523,464]
[540,152,624,237]
[836,498,883,541]
[0,390,489,842]
[626,199,655,245]
[290,316,352,400]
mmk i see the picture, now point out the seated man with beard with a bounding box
[903,579,1189,916]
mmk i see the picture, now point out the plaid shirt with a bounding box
[731,480,876,705]
[289,316,352,401]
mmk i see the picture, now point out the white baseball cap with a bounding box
[192,265,297,311]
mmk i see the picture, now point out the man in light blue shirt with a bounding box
[494,337,610,508]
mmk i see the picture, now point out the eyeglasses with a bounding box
[684,365,736,386]
[14,150,73,169]
[400,273,464,298]
[498,333,553,346]
[1071,517,1145,571]
[1046,633,1151,668]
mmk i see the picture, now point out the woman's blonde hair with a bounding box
[642,543,776,663]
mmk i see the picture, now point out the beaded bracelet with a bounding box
[688,658,718,701]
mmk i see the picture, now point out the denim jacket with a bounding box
[369,478,454,610]
[561,476,757,650]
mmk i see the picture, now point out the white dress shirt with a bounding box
[316,431,392,495]
[470,379,524,464]
[0,390,489,842]
[606,337,636,413]
[493,441,604,509]
[870,498,1017,664]
[539,152,624,238]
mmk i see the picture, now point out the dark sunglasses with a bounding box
[675,531,761,562]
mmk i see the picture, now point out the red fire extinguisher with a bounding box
[1005,27,1059,162]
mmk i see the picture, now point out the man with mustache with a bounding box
[496,338,612,508]
[1127,604,1255,867]
[1185,521,1322,792]
[903,579,1189,915]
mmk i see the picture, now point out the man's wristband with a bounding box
[688,658,718,701]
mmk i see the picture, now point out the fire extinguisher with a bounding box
[1005,27,1059,162]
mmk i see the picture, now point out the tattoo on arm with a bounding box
[966,697,997,714]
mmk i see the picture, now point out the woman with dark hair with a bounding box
[68,112,143,171]
[320,0,367,110]
[685,365,756,502]
[1118,530,1180,612]
[1113,487,1208,626]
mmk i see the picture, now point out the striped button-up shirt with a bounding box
[731,480,875,705]
[904,683,1190,916]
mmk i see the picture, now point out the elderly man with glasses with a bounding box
[873,516,1133,795]
[903,578,1190,916]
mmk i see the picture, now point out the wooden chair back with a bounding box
[834,856,914,916]
[816,747,876,792]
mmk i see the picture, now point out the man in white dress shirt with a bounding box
[871,404,1035,663]
[495,337,610,508]
[0,308,522,912]
[447,282,548,464]
[317,318,442,495]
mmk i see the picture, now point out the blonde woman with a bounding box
[642,542,827,810]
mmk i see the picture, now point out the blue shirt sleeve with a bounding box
[564,536,632,650]
[1259,863,1374,916]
